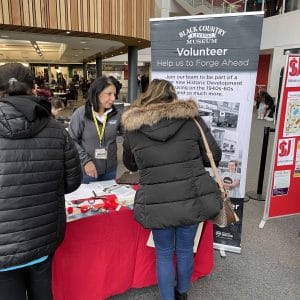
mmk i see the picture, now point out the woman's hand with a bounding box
[84,161,98,178]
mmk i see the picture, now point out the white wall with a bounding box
[260,10,300,97]
[155,0,171,18]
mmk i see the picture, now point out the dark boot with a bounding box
[175,289,188,300]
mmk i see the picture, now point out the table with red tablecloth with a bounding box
[52,209,214,300]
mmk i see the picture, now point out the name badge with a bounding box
[95,147,108,160]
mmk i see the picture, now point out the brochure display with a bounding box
[65,180,136,222]
[150,12,263,254]
[260,54,300,227]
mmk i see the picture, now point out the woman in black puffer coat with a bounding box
[0,63,82,300]
[122,79,222,300]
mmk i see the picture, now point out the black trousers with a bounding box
[0,256,53,300]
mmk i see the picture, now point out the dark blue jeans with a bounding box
[152,224,198,300]
[82,170,116,184]
[0,256,53,300]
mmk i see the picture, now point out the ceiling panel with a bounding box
[0,30,125,64]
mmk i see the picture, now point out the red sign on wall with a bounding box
[262,54,300,222]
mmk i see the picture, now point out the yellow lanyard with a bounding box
[92,109,107,145]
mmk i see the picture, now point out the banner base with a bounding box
[259,213,300,229]
[259,219,266,228]
[213,243,241,256]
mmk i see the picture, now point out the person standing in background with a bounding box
[81,79,90,99]
[255,0,262,10]
[73,70,80,83]
[141,74,149,93]
[261,90,276,121]
[122,79,222,300]
[266,0,277,16]
[0,63,82,300]
[35,71,44,87]
[56,73,66,91]
[137,74,142,93]
[68,76,122,183]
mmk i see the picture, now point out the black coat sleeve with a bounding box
[122,134,138,172]
[63,130,82,194]
[195,116,222,167]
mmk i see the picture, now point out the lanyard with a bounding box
[92,109,107,145]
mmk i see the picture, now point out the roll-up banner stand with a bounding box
[150,12,264,255]
[260,54,300,228]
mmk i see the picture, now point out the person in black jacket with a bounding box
[0,63,82,300]
[68,76,122,183]
[260,90,276,121]
[122,79,222,300]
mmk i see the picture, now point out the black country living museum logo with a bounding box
[177,25,228,57]
[179,25,226,44]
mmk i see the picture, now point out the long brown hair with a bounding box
[135,79,177,107]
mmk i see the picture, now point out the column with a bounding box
[161,0,170,17]
[83,62,88,80]
[128,46,138,103]
[96,57,102,77]
[48,64,51,83]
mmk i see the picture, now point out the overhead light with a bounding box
[31,41,43,57]
[80,41,87,44]
[1,35,9,38]
[137,40,141,43]
[120,51,123,54]
[66,31,71,34]
[82,47,90,50]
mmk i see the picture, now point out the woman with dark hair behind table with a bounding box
[68,75,123,183]
[122,79,222,300]
[0,63,82,300]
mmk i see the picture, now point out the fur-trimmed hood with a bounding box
[122,100,198,132]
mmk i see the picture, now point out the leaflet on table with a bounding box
[64,180,136,221]
[64,184,95,201]
[87,180,136,205]
[65,180,135,200]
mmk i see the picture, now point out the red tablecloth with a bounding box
[52,209,214,300]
